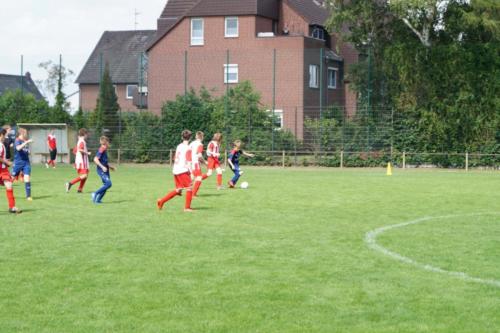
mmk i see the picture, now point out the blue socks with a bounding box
[25,182,31,198]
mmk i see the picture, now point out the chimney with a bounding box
[25,72,31,80]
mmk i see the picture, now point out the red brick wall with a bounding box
[79,84,141,112]
[279,0,309,36]
[148,15,306,137]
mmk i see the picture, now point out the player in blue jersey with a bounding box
[12,128,33,200]
[227,140,254,188]
[91,136,114,204]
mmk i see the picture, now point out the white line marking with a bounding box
[365,213,500,288]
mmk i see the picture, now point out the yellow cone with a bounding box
[386,162,393,176]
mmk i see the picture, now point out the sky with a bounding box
[0,0,166,111]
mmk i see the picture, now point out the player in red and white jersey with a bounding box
[66,128,91,193]
[206,132,223,189]
[46,130,57,168]
[157,130,194,212]
[0,128,21,214]
[190,131,207,197]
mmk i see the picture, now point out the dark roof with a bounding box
[76,30,156,84]
[0,73,44,100]
[287,0,330,26]
[147,0,279,51]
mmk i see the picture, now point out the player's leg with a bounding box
[157,175,182,210]
[183,174,194,212]
[67,169,83,192]
[3,178,21,213]
[229,165,240,187]
[94,172,112,203]
[216,160,223,189]
[23,164,32,200]
[192,168,203,197]
[77,173,88,193]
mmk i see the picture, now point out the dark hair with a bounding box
[0,128,6,136]
[79,128,88,137]
[196,131,204,139]
[182,130,192,141]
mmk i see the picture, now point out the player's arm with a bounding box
[16,139,33,151]
[93,156,107,172]
[242,150,255,158]
[227,153,235,169]
[1,156,12,167]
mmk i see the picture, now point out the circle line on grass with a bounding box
[365,212,500,288]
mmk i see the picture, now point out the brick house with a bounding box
[146,0,359,138]
[76,30,155,112]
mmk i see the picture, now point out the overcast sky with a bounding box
[0,0,165,111]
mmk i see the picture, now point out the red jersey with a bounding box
[47,134,57,150]
[75,138,89,170]
[0,143,8,172]
[189,140,204,170]
[173,142,192,175]
[207,141,220,159]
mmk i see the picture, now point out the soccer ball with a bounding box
[240,181,249,189]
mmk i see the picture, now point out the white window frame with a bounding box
[328,67,338,89]
[126,84,138,99]
[309,65,319,88]
[225,17,239,38]
[267,109,284,129]
[191,18,204,46]
[224,64,239,84]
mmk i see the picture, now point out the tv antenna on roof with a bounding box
[134,8,141,30]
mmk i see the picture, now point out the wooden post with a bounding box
[169,150,173,167]
[282,150,286,168]
[340,150,344,169]
[117,149,121,165]
[402,151,406,170]
[465,152,469,172]
[225,150,228,168]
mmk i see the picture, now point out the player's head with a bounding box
[196,131,204,141]
[0,128,6,140]
[233,140,242,149]
[100,136,110,147]
[182,130,192,141]
[17,128,28,139]
[3,125,11,132]
[78,128,88,138]
[213,132,222,142]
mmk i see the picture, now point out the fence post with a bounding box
[465,152,469,172]
[169,150,173,167]
[403,151,406,170]
[340,150,344,169]
[117,149,121,165]
[282,150,286,168]
[225,150,228,169]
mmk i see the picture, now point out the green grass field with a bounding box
[0,165,499,332]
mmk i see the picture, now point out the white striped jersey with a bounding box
[173,142,192,175]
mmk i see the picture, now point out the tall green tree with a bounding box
[93,62,120,138]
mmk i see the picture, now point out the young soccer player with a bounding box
[12,128,33,200]
[46,129,57,168]
[206,132,224,190]
[0,129,21,214]
[91,136,114,204]
[157,130,194,212]
[66,128,91,193]
[190,131,207,197]
[227,140,254,188]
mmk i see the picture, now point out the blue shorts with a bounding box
[12,162,31,177]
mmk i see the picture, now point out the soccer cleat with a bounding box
[77,190,83,194]
[91,192,97,203]
[45,163,49,168]
[9,207,22,214]
[228,181,235,189]
[27,197,33,201]
[157,199,164,211]
[65,182,72,193]
[184,208,194,213]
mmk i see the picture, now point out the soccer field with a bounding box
[0,166,499,332]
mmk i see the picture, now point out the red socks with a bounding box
[78,178,87,192]
[217,174,222,186]
[70,177,81,185]
[6,189,15,209]
[202,174,208,180]
[185,190,193,209]
[159,190,178,205]
[193,181,202,196]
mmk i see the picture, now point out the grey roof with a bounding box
[287,0,330,26]
[76,30,156,84]
[0,73,44,100]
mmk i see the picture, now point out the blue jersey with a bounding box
[95,145,109,170]
[14,139,30,164]
[228,149,242,165]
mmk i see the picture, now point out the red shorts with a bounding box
[77,168,89,175]
[192,164,202,177]
[0,169,12,186]
[208,157,220,170]
[174,172,192,190]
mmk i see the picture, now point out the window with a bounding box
[224,64,238,84]
[225,17,239,38]
[191,18,204,46]
[126,85,138,99]
[312,27,325,40]
[309,65,319,88]
[267,109,284,129]
[328,68,338,89]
